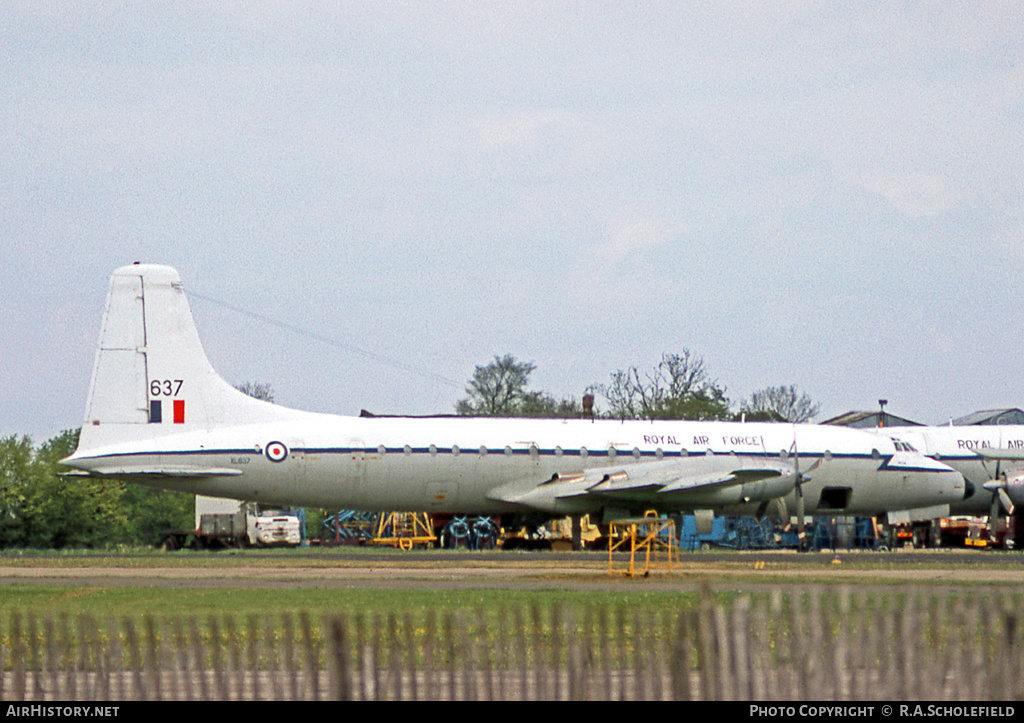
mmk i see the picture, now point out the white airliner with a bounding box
[880,425,1024,518]
[62,264,966,530]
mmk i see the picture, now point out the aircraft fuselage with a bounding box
[68,413,964,518]
[883,426,1024,515]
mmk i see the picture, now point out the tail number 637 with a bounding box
[151,379,184,397]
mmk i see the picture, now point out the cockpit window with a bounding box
[890,438,918,453]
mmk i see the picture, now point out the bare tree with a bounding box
[235,382,275,403]
[595,351,731,420]
[740,385,819,423]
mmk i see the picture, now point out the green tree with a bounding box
[21,429,130,548]
[739,385,820,423]
[595,351,732,420]
[0,429,195,549]
[456,354,585,418]
[0,435,33,546]
[456,354,536,416]
[517,391,585,419]
[120,483,195,547]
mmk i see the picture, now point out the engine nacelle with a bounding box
[1002,469,1024,507]
[738,473,799,505]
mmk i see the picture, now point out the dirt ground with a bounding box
[2,548,1023,590]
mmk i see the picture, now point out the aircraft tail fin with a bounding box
[70,264,294,456]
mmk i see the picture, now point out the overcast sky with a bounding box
[3,3,1023,443]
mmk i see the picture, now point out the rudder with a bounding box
[84,271,149,426]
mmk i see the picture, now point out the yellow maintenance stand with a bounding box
[370,512,437,550]
[608,510,678,577]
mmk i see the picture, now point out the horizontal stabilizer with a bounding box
[64,466,243,479]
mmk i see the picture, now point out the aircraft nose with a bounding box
[931,464,966,499]
[928,469,966,506]
[901,457,965,502]
[915,463,965,505]
[920,458,965,500]
[952,470,967,499]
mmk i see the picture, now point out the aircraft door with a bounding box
[289,438,306,479]
[425,481,459,511]
[344,438,368,506]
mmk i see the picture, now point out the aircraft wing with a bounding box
[488,457,796,515]
[974,448,1024,462]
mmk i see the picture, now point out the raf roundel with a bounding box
[265,441,289,463]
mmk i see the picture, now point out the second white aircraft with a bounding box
[880,424,1024,518]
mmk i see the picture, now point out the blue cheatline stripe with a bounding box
[87,447,893,467]
[149,400,162,424]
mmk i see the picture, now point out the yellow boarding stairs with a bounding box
[608,510,678,577]
[370,512,437,550]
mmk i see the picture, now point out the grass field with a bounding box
[0,582,711,621]
[1,546,1022,620]
[3,548,1023,700]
